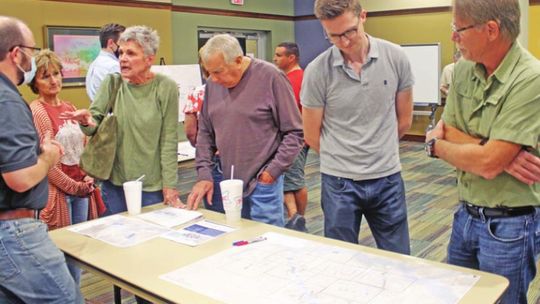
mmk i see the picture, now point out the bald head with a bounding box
[0,16,33,61]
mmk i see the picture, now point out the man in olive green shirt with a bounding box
[425,0,540,303]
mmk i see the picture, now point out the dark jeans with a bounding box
[448,204,540,304]
[101,180,163,216]
[66,195,89,286]
[321,172,410,254]
[203,155,224,213]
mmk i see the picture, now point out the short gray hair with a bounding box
[453,0,520,42]
[200,34,243,65]
[314,0,362,20]
[118,25,159,56]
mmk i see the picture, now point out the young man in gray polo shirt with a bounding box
[302,0,414,254]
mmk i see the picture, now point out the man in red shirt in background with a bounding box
[274,42,309,232]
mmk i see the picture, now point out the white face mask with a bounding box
[16,55,37,85]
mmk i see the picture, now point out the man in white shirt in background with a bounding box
[85,23,125,102]
[439,50,461,99]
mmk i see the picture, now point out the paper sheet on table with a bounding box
[137,207,203,228]
[161,220,235,246]
[161,232,480,304]
[178,141,196,162]
[68,215,170,247]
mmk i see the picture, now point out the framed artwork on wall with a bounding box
[44,26,101,87]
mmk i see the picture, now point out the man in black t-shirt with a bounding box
[0,16,83,303]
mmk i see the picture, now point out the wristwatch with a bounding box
[425,137,438,158]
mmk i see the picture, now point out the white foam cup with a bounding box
[123,180,142,215]
[220,179,243,222]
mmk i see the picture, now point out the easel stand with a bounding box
[413,103,438,132]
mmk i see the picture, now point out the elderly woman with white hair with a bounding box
[63,25,182,214]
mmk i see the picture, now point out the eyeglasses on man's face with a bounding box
[325,18,361,43]
[9,45,42,57]
[450,23,479,37]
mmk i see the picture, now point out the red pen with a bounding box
[233,236,267,246]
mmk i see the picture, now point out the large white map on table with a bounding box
[161,232,479,304]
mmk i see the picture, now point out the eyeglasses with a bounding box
[9,45,42,56]
[450,23,478,35]
[325,18,360,43]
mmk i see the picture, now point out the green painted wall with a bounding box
[172,0,294,15]
[172,12,294,64]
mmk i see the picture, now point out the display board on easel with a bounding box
[401,43,441,106]
[151,64,202,161]
[401,43,441,130]
[151,64,202,122]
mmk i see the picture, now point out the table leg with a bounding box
[114,285,121,304]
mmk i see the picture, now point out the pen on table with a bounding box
[233,236,267,246]
[177,153,189,156]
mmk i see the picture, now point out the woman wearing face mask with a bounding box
[28,49,100,285]
[62,25,182,217]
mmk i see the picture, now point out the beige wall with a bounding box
[3,0,173,109]
[363,0,450,12]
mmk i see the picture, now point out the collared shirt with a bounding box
[301,35,414,180]
[86,50,120,102]
[0,72,48,210]
[442,43,540,208]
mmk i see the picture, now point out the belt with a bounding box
[463,202,535,218]
[0,208,36,220]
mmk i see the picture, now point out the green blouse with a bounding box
[82,73,179,191]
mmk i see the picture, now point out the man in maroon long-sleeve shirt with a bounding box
[186,34,303,227]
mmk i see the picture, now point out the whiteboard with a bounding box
[151,64,202,122]
[401,44,441,105]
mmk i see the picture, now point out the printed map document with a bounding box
[161,232,480,304]
[161,220,235,246]
[137,207,203,228]
[68,215,169,247]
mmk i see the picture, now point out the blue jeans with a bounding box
[321,172,410,254]
[65,195,89,286]
[204,155,224,213]
[66,196,88,225]
[0,218,83,303]
[101,180,164,216]
[448,204,540,304]
[243,175,285,227]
